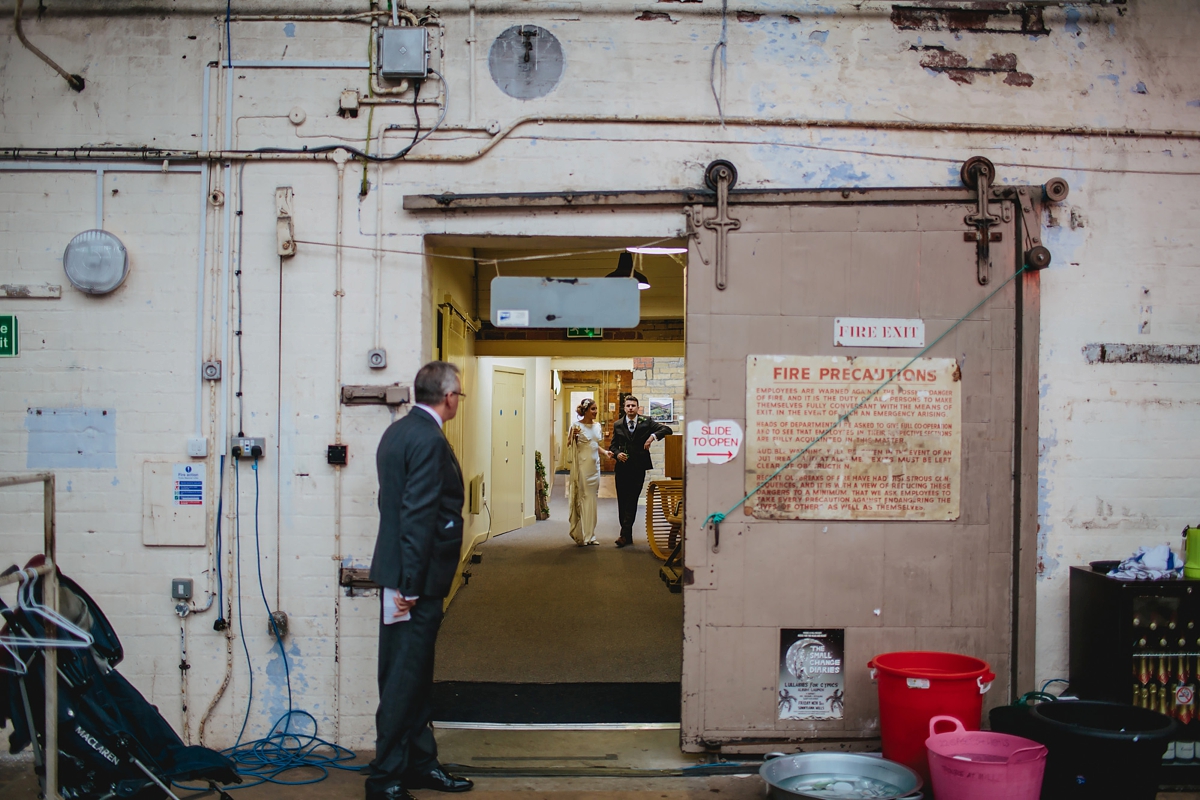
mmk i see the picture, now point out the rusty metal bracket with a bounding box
[700,160,741,290]
[961,156,1000,286]
[684,205,711,267]
[338,566,378,589]
[341,384,410,406]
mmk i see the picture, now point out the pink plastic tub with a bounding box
[925,715,1046,800]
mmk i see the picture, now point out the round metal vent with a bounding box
[63,230,129,295]
[488,25,564,100]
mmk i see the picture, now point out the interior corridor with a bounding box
[433,475,683,721]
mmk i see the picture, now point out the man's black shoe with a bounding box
[405,766,474,793]
[365,783,416,800]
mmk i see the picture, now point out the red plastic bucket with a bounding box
[868,651,995,782]
[926,715,1046,800]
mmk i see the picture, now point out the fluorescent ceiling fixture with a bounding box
[627,246,688,255]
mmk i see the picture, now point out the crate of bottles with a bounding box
[1069,566,1200,786]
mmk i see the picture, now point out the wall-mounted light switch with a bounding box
[171,578,193,600]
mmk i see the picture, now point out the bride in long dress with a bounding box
[566,398,612,546]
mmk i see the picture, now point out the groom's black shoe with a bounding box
[365,782,416,800]
[405,766,474,793]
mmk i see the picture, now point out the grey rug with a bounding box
[434,476,683,683]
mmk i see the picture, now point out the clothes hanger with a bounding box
[0,569,94,651]
[0,602,29,675]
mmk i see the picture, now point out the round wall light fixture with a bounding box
[63,230,129,295]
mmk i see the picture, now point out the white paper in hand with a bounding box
[383,587,413,624]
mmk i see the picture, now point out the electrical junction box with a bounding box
[171,578,193,600]
[469,474,485,515]
[230,437,266,459]
[187,436,208,458]
[379,26,429,81]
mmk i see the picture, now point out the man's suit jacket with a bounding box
[370,407,465,599]
[608,415,673,473]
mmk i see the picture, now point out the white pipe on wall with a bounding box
[468,0,477,125]
[331,149,350,742]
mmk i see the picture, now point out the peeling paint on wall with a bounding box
[913,46,1033,86]
[25,408,117,469]
[892,5,1048,36]
[1082,343,1200,365]
[1037,425,1059,580]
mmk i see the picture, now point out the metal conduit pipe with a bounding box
[47,0,1119,20]
[14,0,84,91]
[382,114,1200,164]
[331,149,350,743]
[467,0,476,125]
[5,115,1199,170]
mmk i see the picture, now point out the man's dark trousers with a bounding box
[615,465,646,542]
[365,598,444,794]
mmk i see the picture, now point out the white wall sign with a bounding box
[495,309,530,327]
[687,419,743,465]
[834,317,925,348]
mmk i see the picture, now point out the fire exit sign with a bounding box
[0,315,16,357]
[567,328,602,339]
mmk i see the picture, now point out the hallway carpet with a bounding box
[434,476,683,685]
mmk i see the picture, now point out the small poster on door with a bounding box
[778,628,844,721]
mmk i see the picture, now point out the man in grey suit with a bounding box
[365,361,473,800]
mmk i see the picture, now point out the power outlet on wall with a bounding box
[230,437,266,459]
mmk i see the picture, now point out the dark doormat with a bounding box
[431,682,681,724]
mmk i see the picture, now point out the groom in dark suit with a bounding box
[608,394,673,548]
[366,361,472,800]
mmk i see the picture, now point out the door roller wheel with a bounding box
[704,159,738,191]
[959,156,996,190]
[1025,245,1052,270]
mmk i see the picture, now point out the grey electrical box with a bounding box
[379,27,429,81]
[171,578,193,600]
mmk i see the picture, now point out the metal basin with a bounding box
[759,752,923,800]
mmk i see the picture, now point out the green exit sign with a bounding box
[566,328,602,339]
[0,315,16,357]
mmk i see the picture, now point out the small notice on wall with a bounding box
[173,463,205,506]
[746,355,961,520]
[778,629,844,721]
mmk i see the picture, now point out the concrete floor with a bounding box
[4,727,1200,799]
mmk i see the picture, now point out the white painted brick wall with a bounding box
[1,3,1198,749]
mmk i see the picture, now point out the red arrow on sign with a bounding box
[696,451,735,458]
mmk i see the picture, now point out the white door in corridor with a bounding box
[490,369,526,535]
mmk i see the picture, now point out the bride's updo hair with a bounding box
[576,397,596,416]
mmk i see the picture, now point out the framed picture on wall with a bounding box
[649,397,674,423]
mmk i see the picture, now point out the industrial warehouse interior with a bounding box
[4,2,1200,799]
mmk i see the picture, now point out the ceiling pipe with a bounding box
[14,0,84,92]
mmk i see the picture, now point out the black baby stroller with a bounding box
[1,558,240,799]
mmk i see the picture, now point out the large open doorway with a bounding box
[424,236,688,724]
[406,164,1052,760]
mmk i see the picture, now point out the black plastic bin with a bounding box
[990,699,1177,800]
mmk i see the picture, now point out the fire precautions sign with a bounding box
[745,355,961,521]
